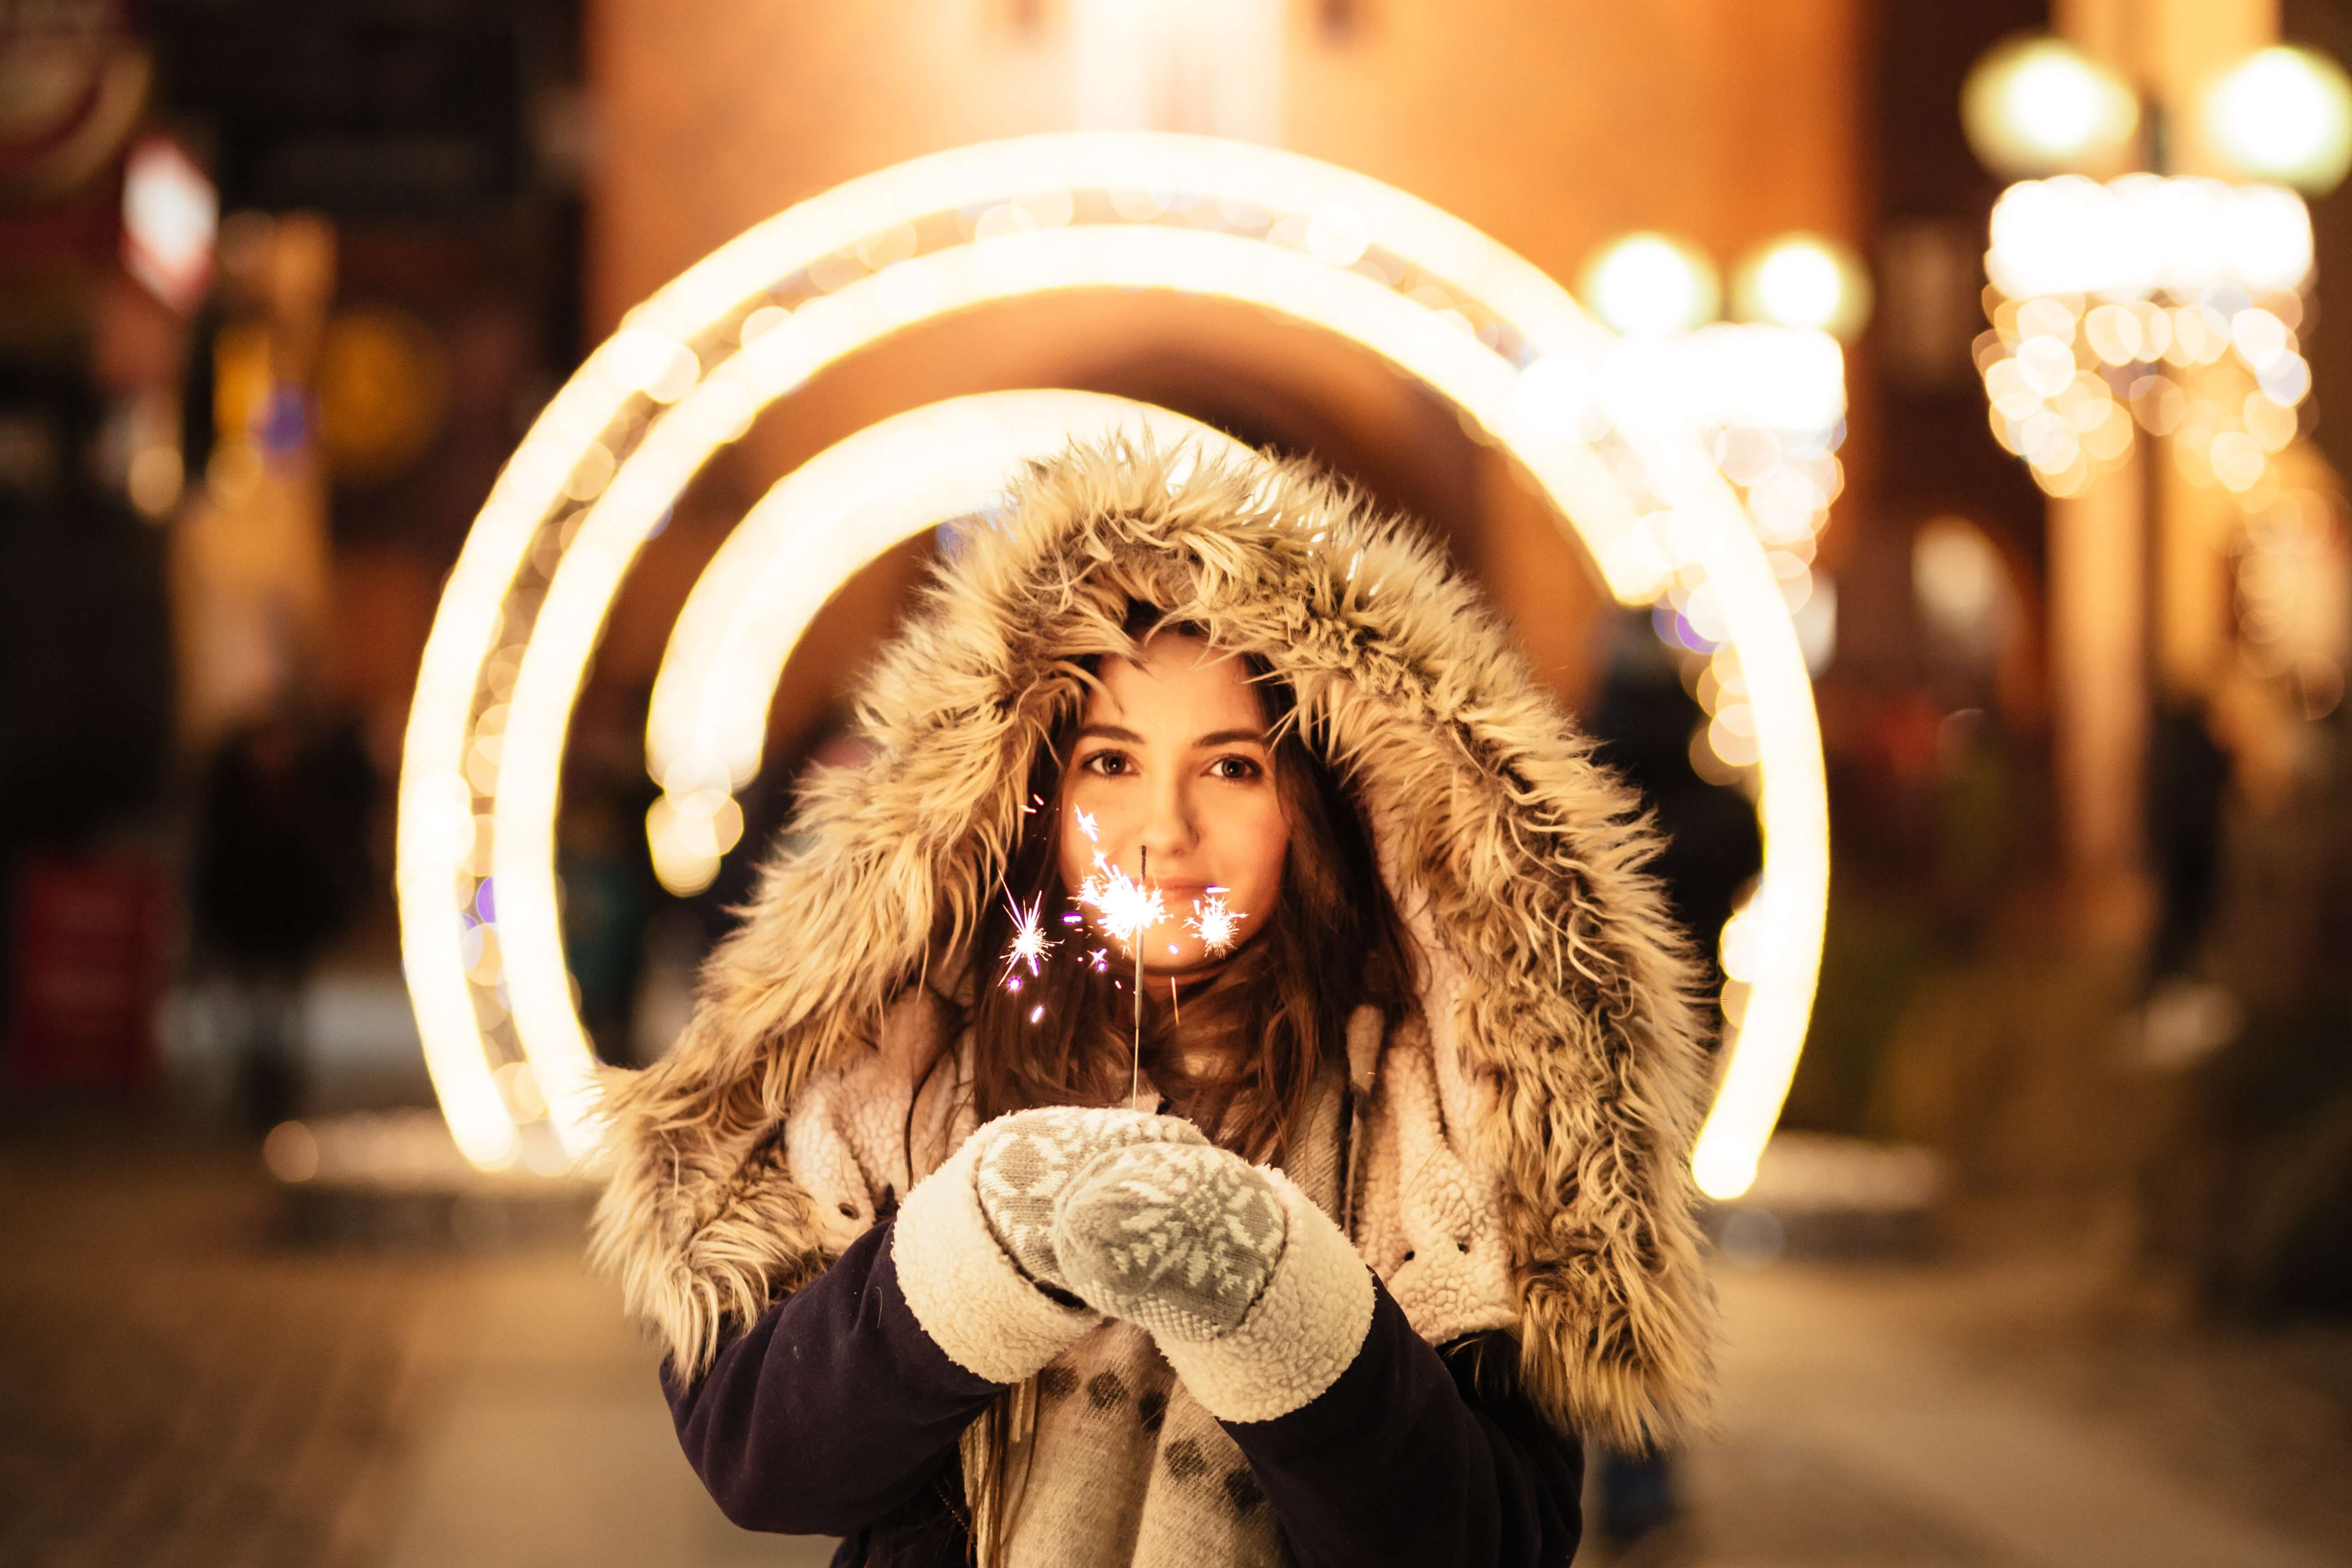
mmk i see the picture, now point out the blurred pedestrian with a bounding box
[189,705,375,1127]
[2147,699,2231,986]
[1586,612,1764,1000]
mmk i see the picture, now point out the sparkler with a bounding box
[1073,846,1163,1103]
[996,801,1251,1105]
[1073,851,1166,953]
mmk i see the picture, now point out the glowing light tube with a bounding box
[400,131,1827,1194]
[647,392,1238,825]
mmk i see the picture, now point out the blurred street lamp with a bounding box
[1580,232,1720,336]
[1572,230,1863,630]
[1574,226,1862,796]
[1964,31,2336,503]
[1732,233,1872,342]
[2198,46,2352,194]
[1963,22,2352,904]
[1962,35,2141,179]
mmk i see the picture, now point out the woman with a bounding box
[591,440,1716,1566]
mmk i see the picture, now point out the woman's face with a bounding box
[1058,633,1289,976]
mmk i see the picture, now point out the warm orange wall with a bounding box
[588,1,1071,329]
[589,0,1865,327]
[1287,0,1865,292]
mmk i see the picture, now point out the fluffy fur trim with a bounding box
[1156,1168,1375,1424]
[589,437,1716,1446]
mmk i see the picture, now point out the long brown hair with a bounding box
[965,612,1412,1162]
[957,612,1415,1561]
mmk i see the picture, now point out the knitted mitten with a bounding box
[1052,1141,1288,1343]
[973,1107,1205,1292]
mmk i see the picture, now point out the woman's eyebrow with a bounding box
[1191,728,1268,748]
[1076,723,1143,743]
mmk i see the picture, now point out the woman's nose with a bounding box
[1135,773,1198,861]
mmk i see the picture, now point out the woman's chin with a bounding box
[1089,923,1258,981]
[1140,936,1260,983]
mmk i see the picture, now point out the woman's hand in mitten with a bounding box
[891,1106,1200,1386]
[972,1107,1205,1294]
[1050,1141,1288,1343]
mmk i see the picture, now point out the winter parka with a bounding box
[588,439,1718,1565]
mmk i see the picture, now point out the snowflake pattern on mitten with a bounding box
[973,1107,1205,1292]
[1053,1141,1289,1343]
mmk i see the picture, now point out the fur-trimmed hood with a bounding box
[590,438,1716,1446]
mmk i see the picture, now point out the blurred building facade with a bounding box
[1,0,590,1104]
[585,0,1864,743]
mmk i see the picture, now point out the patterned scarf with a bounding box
[960,1068,1349,1568]
[778,997,1517,1566]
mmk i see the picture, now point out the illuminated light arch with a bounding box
[396,132,1828,1198]
[643,393,1244,892]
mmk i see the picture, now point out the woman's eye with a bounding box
[1208,755,1262,782]
[1082,751,1131,777]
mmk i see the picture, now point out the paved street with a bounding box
[1666,1260,2352,1568]
[6,1121,2349,1568]
[0,1120,821,1568]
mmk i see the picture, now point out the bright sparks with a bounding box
[1001,891,1057,983]
[1186,890,1242,954]
[1075,853,1165,953]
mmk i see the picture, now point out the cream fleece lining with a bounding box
[894,1132,1101,1385]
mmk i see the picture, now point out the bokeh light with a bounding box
[2237,489,2351,718]
[1978,170,2317,505]
[1732,233,1872,341]
[1987,175,2313,302]
[1581,232,1722,336]
[2200,46,2352,195]
[1962,34,2140,178]
[120,135,217,313]
[1913,517,2008,647]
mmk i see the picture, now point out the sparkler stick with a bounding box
[1046,808,1249,1108]
[1133,848,1145,1102]
[1069,834,1163,1104]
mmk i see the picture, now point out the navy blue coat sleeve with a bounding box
[1224,1280,1585,1568]
[661,1219,1000,1537]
